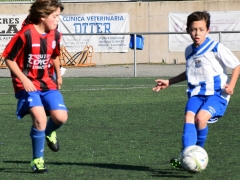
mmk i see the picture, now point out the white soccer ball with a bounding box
[180,145,209,173]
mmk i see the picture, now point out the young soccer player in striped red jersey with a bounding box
[2,0,68,173]
[152,11,240,170]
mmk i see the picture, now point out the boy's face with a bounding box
[41,7,61,31]
[187,20,210,47]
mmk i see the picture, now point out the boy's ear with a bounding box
[40,17,45,22]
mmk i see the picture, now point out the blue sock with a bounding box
[182,123,197,149]
[45,117,61,136]
[30,127,45,159]
[196,126,208,148]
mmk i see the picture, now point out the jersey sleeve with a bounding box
[215,43,240,69]
[2,34,25,61]
[52,30,62,58]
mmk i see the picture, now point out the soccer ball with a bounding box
[180,145,209,173]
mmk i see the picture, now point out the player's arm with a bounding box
[224,65,240,95]
[5,59,36,92]
[152,71,186,92]
[216,44,240,95]
[52,56,62,89]
[3,34,36,92]
[52,56,61,78]
[169,71,187,85]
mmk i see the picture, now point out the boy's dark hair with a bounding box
[28,0,64,24]
[187,11,210,30]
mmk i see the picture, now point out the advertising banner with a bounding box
[58,13,130,52]
[169,11,240,51]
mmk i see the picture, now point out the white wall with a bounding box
[1,1,240,65]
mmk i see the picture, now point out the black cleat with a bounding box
[46,131,59,152]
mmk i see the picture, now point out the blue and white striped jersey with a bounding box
[185,37,240,101]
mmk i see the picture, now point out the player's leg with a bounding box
[182,111,197,148]
[16,90,48,173]
[182,96,204,148]
[29,106,48,173]
[195,110,211,148]
[42,90,68,152]
[45,110,67,151]
[170,112,197,169]
[196,95,227,148]
[171,96,203,169]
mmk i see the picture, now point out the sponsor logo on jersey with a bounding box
[52,40,56,49]
[27,54,51,69]
[195,60,202,68]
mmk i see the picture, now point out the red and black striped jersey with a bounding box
[2,24,61,92]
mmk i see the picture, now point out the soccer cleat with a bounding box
[170,158,182,169]
[208,117,218,124]
[30,157,48,173]
[46,131,59,152]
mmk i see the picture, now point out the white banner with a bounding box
[58,13,130,52]
[0,13,129,53]
[0,14,27,52]
[169,11,240,52]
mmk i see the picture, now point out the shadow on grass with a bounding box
[3,160,193,178]
[0,167,37,174]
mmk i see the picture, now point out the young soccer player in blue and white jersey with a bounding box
[152,11,240,169]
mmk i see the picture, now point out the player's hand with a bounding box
[21,77,37,92]
[56,76,62,90]
[224,84,234,95]
[152,79,169,92]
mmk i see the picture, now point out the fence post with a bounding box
[218,32,222,43]
[134,34,137,77]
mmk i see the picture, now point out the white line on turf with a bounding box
[0,85,186,94]
[61,84,186,91]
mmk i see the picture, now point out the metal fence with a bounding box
[1,31,240,77]
[0,0,140,3]
[60,31,240,77]
[0,0,34,2]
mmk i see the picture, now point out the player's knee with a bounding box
[56,114,68,125]
[60,114,68,124]
[32,118,48,130]
[51,111,68,125]
[195,115,208,127]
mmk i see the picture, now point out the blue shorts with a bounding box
[15,90,67,119]
[185,95,227,119]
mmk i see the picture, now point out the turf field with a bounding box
[0,77,240,180]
